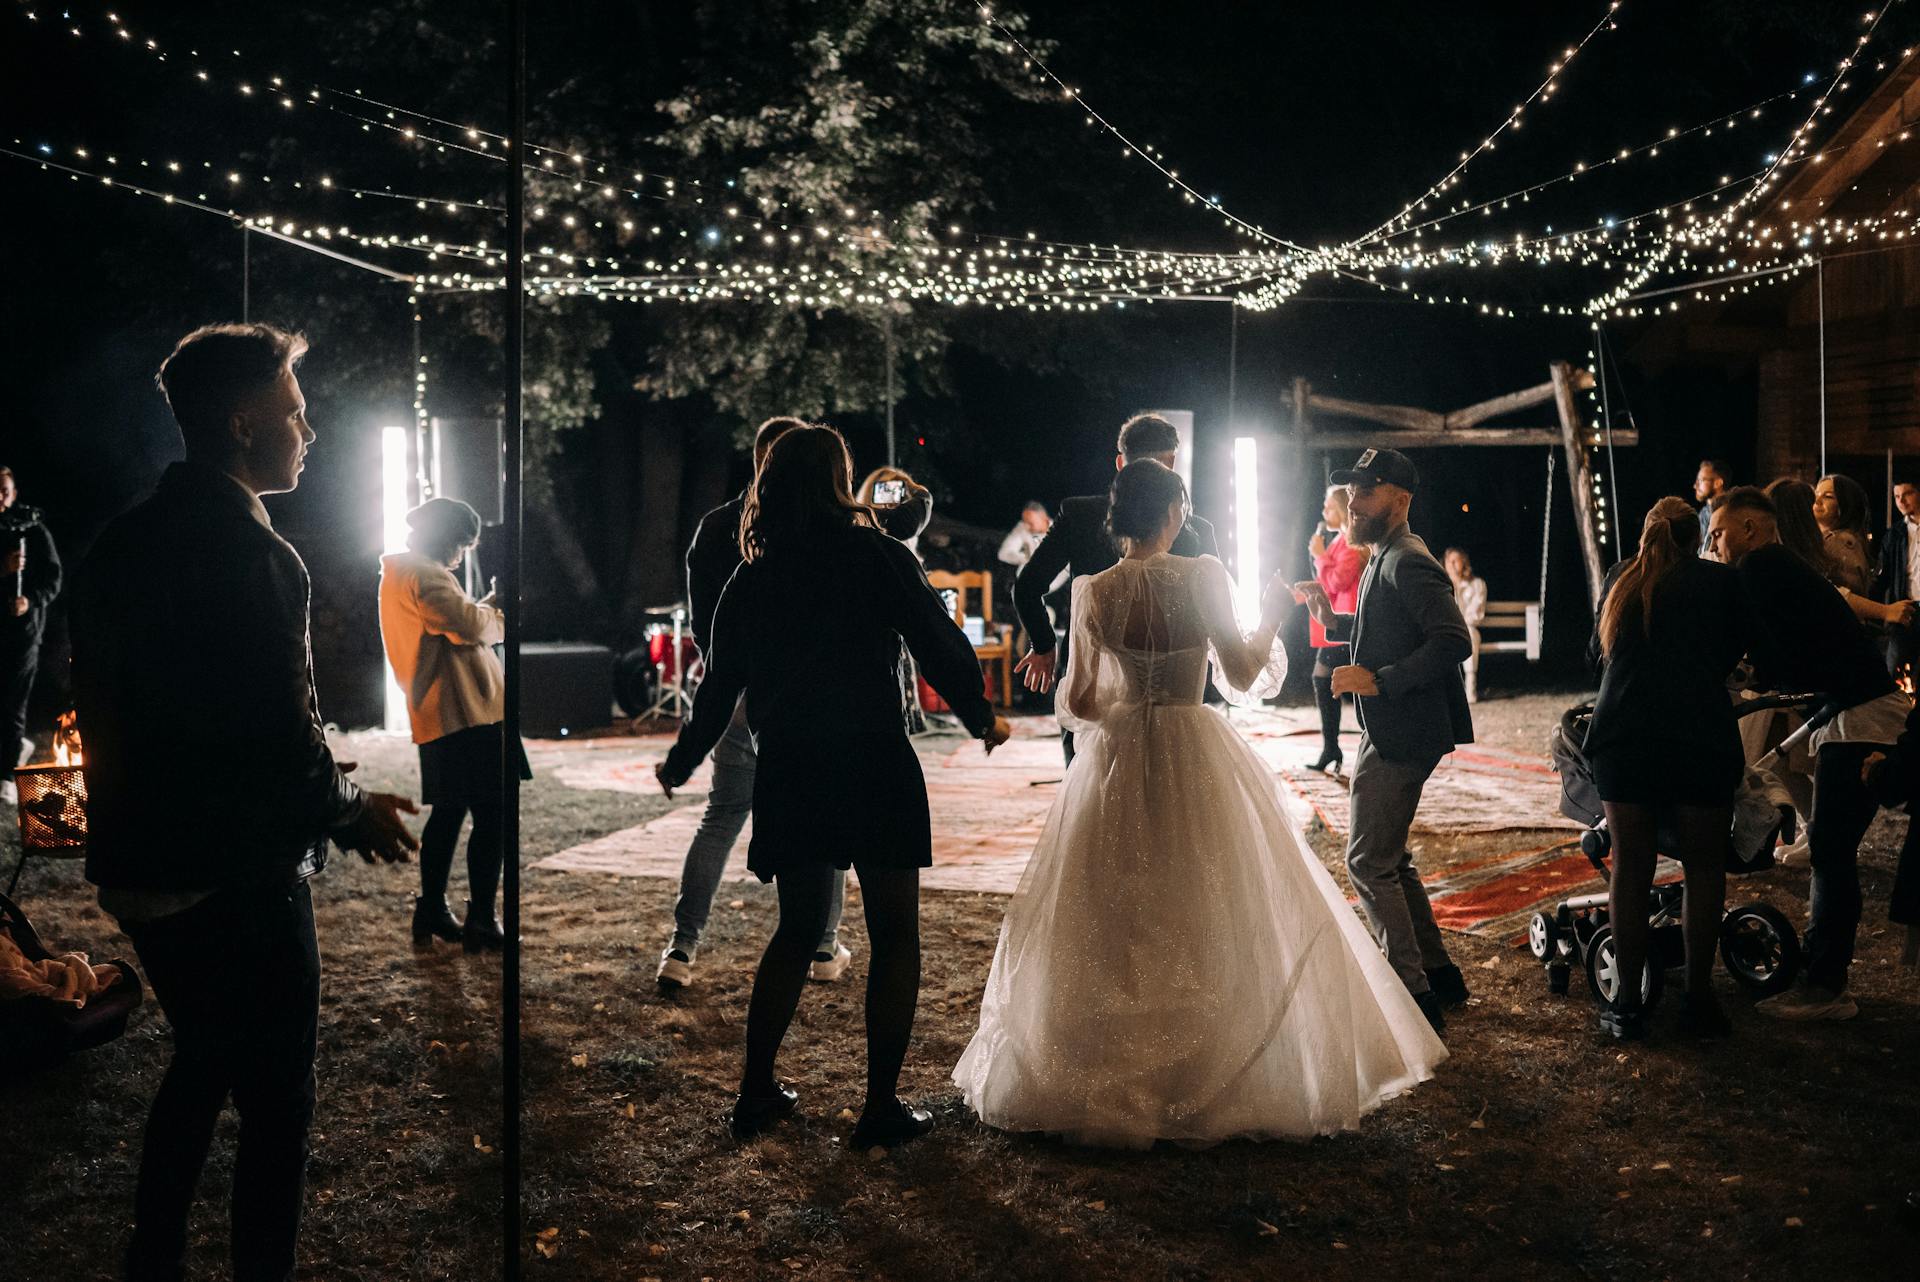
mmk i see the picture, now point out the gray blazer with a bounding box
[1324,523,1475,763]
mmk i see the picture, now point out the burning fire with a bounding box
[52,710,82,767]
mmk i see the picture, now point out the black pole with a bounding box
[501,1,525,1278]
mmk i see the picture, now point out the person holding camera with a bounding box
[657,424,1009,1150]
[860,465,936,733]
[379,496,529,953]
[0,465,62,804]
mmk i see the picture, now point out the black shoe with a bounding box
[1413,989,1447,1036]
[412,896,463,946]
[1308,749,1344,774]
[729,1082,799,1140]
[1599,1003,1648,1041]
[1425,963,1470,1008]
[1677,993,1732,1040]
[850,1097,935,1150]
[462,901,508,953]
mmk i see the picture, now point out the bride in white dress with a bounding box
[953,460,1446,1148]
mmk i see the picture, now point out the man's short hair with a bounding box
[753,416,810,468]
[1118,413,1180,460]
[1022,500,1048,515]
[1712,485,1775,518]
[155,323,308,455]
[1700,457,1733,481]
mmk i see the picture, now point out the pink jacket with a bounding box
[1311,532,1366,648]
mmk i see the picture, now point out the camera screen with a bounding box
[873,480,906,506]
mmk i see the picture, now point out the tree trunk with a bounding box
[624,405,686,629]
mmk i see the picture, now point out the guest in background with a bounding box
[997,501,1051,571]
[657,424,1009,1148]
[1814,473,1875,596]
[858,466,932,552]
[1876,477,1920,679]
[76,323,418,1282]
[1694,458,1731,553]
[1306,484,1367,773]
[1444,547,1488,704]
[658,417,852,991]
[1585,497,1751,1040]
[378,496,529,954]
[1770,477,1913,631]
[859,465,937,735]
[0,464,62,806]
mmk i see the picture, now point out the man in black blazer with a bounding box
[1296,448,1472,1034]
[1012,414,1218,763]
[1876,477,1920,678]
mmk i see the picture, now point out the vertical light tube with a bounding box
[1232,435,1260,623]
[380,426,411,734]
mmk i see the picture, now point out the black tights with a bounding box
[1601,801,1728,1006]
[1313,676,1345,761]
[741,861,920,1112]
[418,796,504,917]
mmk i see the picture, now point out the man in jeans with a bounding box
[655,416,849,990]
[75,323,419,1282]
[1710,486,1910,1021]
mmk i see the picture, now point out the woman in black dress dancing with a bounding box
[1585,495,1753,1041]
[658,425,1009,1146]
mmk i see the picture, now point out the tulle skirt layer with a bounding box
[952,704,1446,1148]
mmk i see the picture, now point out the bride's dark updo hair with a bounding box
[1106,459,1188,548]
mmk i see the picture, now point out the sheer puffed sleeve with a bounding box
[1057,575,1131,734]
[1194,555,1287,706]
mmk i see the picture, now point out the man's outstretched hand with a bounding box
[340,792,420,863]
[1014,648,1058,693]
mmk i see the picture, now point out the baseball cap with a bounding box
[1330,447,1420,491]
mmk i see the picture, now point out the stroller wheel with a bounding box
[1585,925,1665,1012]
[1528,912,1559,962]
[1720,903,1802,996]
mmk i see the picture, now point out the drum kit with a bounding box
[637,603,701,721]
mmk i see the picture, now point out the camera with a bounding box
[872,479,907,506]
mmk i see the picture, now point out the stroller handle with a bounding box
[1732,691,1830,720]
[1751,694,1845,770]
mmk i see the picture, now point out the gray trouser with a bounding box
[670,699,844,956]
[1344,734,1453,993]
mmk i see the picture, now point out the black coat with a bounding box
[660,523,995,878]
[1323,523,1474,763]
[1877,518,1916,604]
[0,502,62,644]
[1012,493,1217,656]
[73,463,365,891]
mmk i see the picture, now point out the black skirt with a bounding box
[746,730,930,880]
[1312,642,1351,680]
[1589,741,1740,809]
[417,722,533,808]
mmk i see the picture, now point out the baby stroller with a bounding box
[1534,693,1830,1011]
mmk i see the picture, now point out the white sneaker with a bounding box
[656,945,694,990]
[808,942,853,983]
[1756,984,1857,1021]
[0,778,15,807]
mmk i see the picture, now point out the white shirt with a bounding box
[1904,516,1920,601]
[998,523,1044,569]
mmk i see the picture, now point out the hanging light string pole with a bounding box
[1817,256,1828,476]
[501,0,526,1276]
[884,308,897,468]
[1596,324,1622,533]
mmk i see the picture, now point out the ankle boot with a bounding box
[462,900,508,953]
[412,896,463,946]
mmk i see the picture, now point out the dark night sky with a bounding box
[2,1,1908,663]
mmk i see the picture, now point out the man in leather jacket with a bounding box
[73,323,418,1282]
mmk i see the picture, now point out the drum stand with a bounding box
[643,606,695,721]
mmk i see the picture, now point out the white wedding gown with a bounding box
[953,553,1446,1148]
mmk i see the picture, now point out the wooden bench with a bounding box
[1478,599,1542,661]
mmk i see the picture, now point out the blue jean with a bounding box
[670,699,844,956]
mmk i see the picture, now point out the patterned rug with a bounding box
[532,709,1605,936]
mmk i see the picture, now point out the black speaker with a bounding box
[519,642,613,738]
[430,416,504,523]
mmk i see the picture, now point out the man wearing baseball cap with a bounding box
[1295,447,1473,1034]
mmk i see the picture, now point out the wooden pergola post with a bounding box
[1550,360,1609,608]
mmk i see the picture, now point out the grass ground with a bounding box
[2,691,1916,1280]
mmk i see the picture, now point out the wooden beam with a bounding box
[1306,392,1442,433]
[1551,360,1609,608]
[1300,427,1639,449]
[1442,380,1557,429]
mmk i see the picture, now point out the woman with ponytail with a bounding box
[1583,495,1754,1041]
